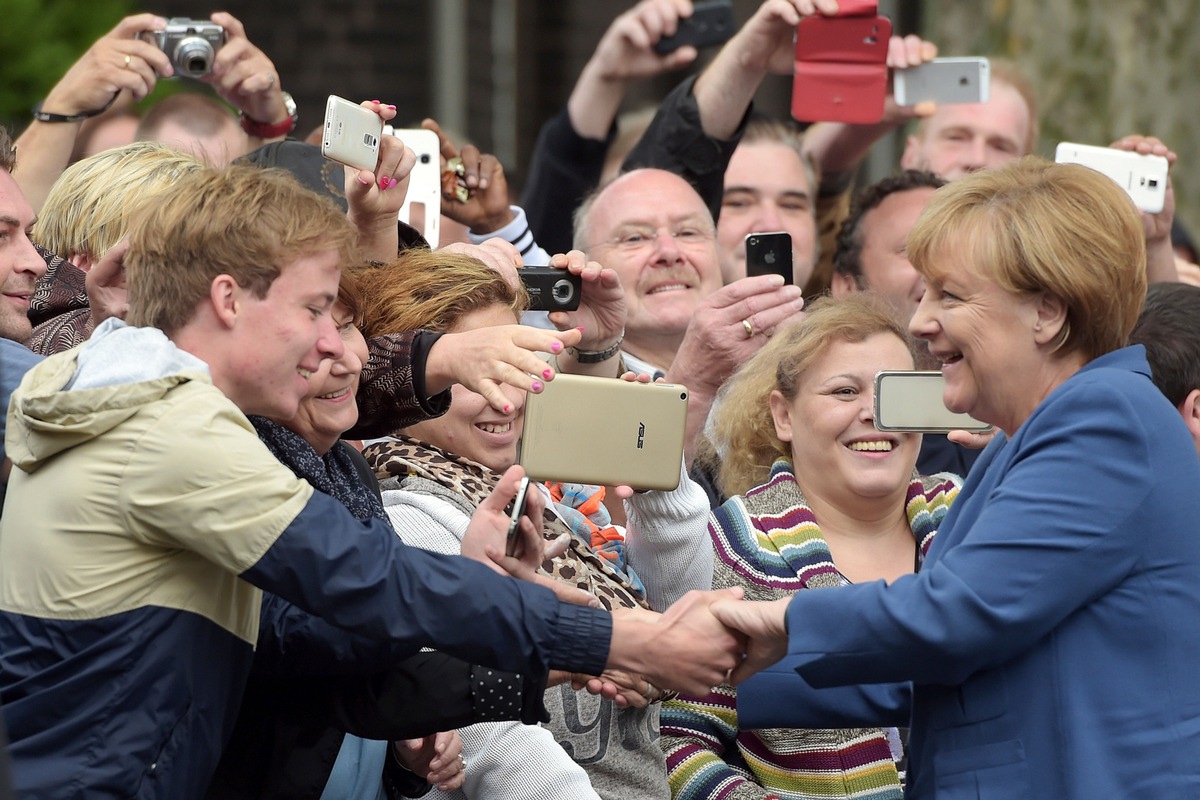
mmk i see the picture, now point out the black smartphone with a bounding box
[653,0,735,55]
[519,267,582,312]
[505,477,532,557]
[745,231,793,282]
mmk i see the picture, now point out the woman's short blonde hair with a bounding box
[908,155,1147,360]
[355,249,528,338]
[34,141,205,259]
[704,293,916,498]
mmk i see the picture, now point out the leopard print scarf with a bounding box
[363,436,648,612]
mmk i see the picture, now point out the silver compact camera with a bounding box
[147,18,225,78]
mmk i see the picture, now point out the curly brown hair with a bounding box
[703,293,917,498]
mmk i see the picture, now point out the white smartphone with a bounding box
[384,126,442,246]
[519,374,689,491]
[874,371,992,433]
[1054,141,1169,214]
[893,57,990,106]
[321,95,383,172]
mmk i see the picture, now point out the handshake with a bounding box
[462,465,793,698]
[601,589,792,698]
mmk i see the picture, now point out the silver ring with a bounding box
[459,753,466,770]
[643,681,657,699]
[266,73,276,87]
[741,318,754,338]
[123,55,132,68]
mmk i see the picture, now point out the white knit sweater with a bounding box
[380,461,712,800]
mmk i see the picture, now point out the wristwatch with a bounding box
[240,91,297,138]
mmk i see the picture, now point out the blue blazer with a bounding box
[739,347,1200,798]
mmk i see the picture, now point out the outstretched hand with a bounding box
[462,467,599,608]
[543,249,627,352]
[589,0,700,82]
[425,323,582,414]
[709,595,792,685]
[613,588,747,696]
[41,14,171,113]
[734,0,842,77]
[882,34,940,123]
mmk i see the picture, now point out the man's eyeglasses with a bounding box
[593,225,715,253]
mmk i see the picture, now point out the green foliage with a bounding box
[0,0,135,128]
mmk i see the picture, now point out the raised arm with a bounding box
[13,14,170,212]
[522,0,698,252]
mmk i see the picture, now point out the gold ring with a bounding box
[124,55,132,68]
[741,318,754,338]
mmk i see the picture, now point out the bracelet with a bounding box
[32,94,116,124]
[568,333,623,364]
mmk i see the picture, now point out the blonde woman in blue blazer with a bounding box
[711,154,1200,799]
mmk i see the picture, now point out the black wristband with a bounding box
[568,332,624,364]
[32,94,116,124]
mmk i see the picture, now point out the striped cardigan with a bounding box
[662,459,960,800]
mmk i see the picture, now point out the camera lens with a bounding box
[552,279,576,305]
[420,154,431,164]
[174,37,214,78]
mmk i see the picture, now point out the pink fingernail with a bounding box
[551,341,562,353]
[542,368,553,380]
[531,381,544,392]
[379,177,389,190]
[387,104,396,110]
[371,99,380,104]
[575,326,584,333]
[504,404,512,413]
[358,173,373,186]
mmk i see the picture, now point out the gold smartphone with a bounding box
[519,374,689,491]
[874,371,992,433]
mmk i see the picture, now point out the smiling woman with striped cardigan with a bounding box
[662,295,960,800]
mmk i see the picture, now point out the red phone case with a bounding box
[791,15,892,124]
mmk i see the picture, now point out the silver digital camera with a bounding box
[147,18,225,78]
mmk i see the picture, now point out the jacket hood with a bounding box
[6,320,210,472]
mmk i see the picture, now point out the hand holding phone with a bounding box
[653,0,735,55]
[322,95,384,172]
[792,14,892,124]
[505,477,532,557]
[1054,142,1169,214]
